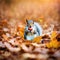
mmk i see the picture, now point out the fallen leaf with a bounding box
[32,36,42,43]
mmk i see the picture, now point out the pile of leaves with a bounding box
[0,20,60,60]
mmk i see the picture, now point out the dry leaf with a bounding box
[32,36,42,43]
[46,39,59,48]
[17,27,24,37]
[51,31,57,40]
[2,34,8,41]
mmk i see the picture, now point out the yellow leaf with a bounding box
[46,39,59,48]
[17,27,24,37]
[51,31,57,40]
[32,36,42,43]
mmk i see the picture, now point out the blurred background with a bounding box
[0,0,60,35]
